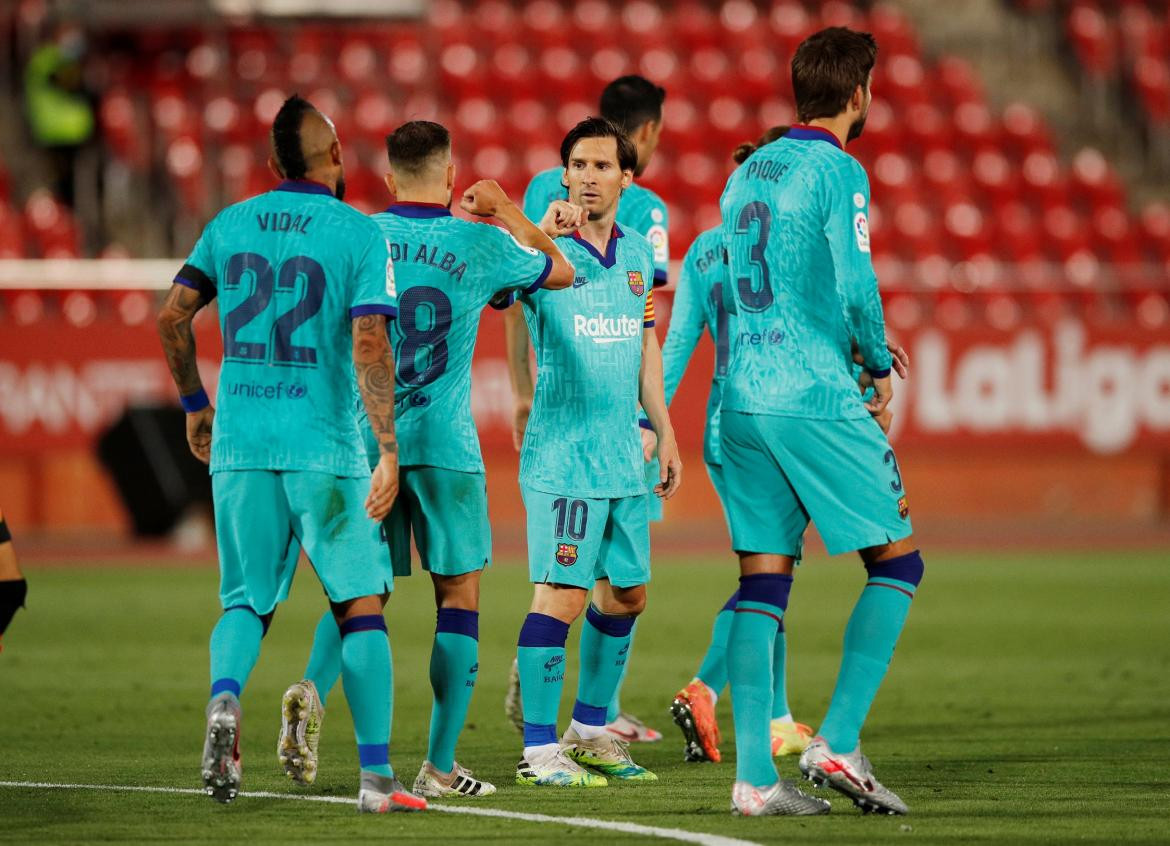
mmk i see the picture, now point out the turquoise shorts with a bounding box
[383,466,491,578]
[644,458,664,522]
[212,470,391,615]
[720,411,913,557]
[521,484,651,590]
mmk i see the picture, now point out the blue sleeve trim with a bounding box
[638,418,654,432]
[865,366,891,379]
[176,263,216,301]
[350,304,398,319]
[652,267,668,288]
[522,254,554,295]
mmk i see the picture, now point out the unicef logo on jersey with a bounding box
[573,313,641,344]
[226,381,308,400]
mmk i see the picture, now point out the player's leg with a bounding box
[720,411,830,816]
[769,616,813,756]
[202,470,290,803]
[563,493,657,779]
[515,485,606,787]
[766,417,919,814]
[287,471,421,812]
[671,463,735,763]
[0,509,28,651]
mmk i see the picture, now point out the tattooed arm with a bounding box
[156,283,213,463]
[352,313,399,520]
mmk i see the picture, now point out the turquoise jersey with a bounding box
[662,226,731,466]
[522,167,669,286]
[519,225,657,498]
[175,180,396,476]
[366,202,553,472]
[718,127,892,420]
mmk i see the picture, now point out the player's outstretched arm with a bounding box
[156,283,214,464]
[460,179,576,289]
[503,305,535,452]
[352,314,399,520]
[639,327,682,499]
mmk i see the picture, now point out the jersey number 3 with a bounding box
[223,253,325,366]
[734,202,774,312]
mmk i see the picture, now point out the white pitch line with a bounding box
[0,781,760,846]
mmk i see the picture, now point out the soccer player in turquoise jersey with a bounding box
[718,28,923,817]
[507,75,670,745]
[0,508,27,652]
[277,120,575,799]
[157,96,424,814]
[660,126,815,767]
[511,117,681,788]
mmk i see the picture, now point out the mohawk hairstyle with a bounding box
[271,94,316,179]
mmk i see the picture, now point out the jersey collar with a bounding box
[569,224,623,268]
[787,124,843,149]
[275,179,335,196]
[385,201,452,218]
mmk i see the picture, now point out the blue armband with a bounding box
[180,388,210,413]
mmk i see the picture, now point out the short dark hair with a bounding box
[560,116,638,173]
[385,120,451,174]
[599,75,666,134]
[271,94,316,179]
[791,27,878,123]
[732,125,791,165]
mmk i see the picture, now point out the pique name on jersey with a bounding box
[745,159,790,183]
[387,241,469,281]
[256,212,312,234]
[573,313,642,344]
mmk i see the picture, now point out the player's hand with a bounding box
[640,425,657,462]
[186,405,215,464]
[460,179,512,218]
[654,429,683,500]
[539,201,585,238]
[865,374,893,416]
[512,399,531,452]
[874,407,893,434]
[853,340,909,381]
[366,453,399,521]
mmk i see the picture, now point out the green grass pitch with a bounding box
[1,550,1168,843]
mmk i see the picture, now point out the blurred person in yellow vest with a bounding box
[24,23,94,206]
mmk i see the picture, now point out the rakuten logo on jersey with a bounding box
[573,313,641,344]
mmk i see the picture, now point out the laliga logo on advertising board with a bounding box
[902,320,1170,454]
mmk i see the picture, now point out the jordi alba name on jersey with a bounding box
[175,180,396,476]
[522,167,669,286]
[718,127,893,421]
[367,202,553,472]
[519,226,656,499]
[663,226,732,466]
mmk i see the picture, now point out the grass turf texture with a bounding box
[1,550,1168,844]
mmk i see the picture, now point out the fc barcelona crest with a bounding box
[897,496,910,520]
[627,270,645,296]
[555,543,578,566]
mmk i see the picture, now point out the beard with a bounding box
[847,109,869,143]
[333,176,346,201]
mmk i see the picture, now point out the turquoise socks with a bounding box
[427,608,480,774]
[772,619,791,719]
[819,551,924,753]
[696,591,739,693]
[208,606,264,700]
[728,573,792,787]
[517,612,570,747]
[340,615,394,778]
[603,619,636,723]
[304,610,342,707]
[578,605,636,732]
